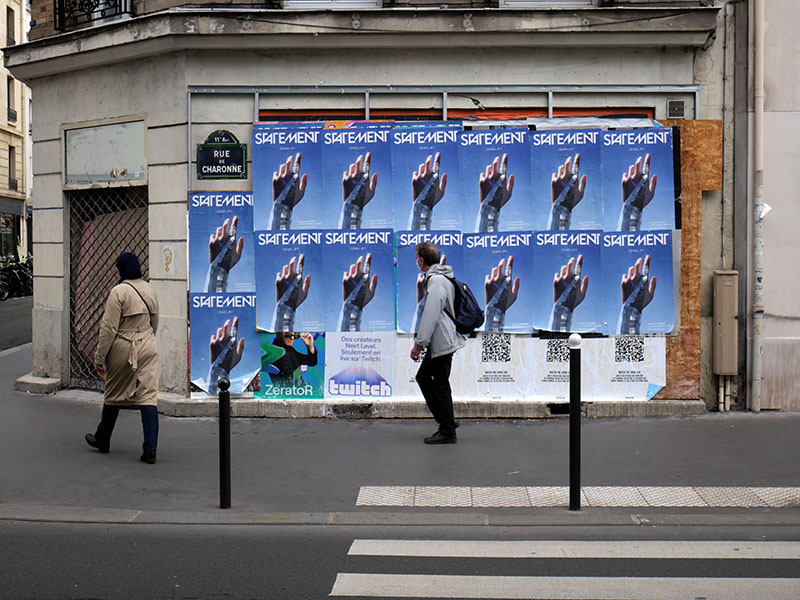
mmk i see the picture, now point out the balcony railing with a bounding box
[8,178,18,191]
[55,0,131,32]
[7,108,16,123]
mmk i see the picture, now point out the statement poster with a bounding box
[458,129,533,233]
[600,128,675,232]
[319,230,395,332]
[321,124,394,229]
[188,192,255,294]
[462,232,534,333]
[530,129,602,231]
[531,230,602,333]
[395,230,464,334]
[391,122,463,231]
[254,230,324,332]
[252,123,324,231]
[598,231,674,335]
[189,293,260,394]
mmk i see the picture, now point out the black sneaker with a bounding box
[424,431,457,445]
[140,451,157,464]
[85,433,109,453]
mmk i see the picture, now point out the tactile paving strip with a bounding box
[356,486,415,506]
[583,486,647,507]
[637,487,708,507]
[695,487,768,507]
[472,487,530,507]
[355,486,800,508]
[414,486,472,507]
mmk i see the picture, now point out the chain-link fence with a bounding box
[69,187,149,389]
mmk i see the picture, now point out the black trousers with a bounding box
[415,351,456,435]
[95,404,159,452]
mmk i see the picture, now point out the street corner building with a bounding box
[5,0,799,415]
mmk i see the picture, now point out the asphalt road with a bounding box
[3,521,799,600]
[0,294,32,350]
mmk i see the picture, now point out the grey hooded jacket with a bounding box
[414,263,466,358]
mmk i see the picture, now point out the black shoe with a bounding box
[424,431,457,445]
[140,451,157,464]
[85,433,109,453]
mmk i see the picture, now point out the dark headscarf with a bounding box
[116,252,142,281]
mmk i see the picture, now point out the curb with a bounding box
[1,504,798,527]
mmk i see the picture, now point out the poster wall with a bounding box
[187,122,678,401]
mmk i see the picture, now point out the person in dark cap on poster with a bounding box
[85,252,161,464]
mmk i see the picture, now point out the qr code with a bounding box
[546,339,569,363]
[481,333,512,362]
[615,337,645,362]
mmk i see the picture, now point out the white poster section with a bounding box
[326,332,665,403]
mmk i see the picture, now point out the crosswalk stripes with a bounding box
[329,539,800,599]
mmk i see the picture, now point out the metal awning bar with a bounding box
[188,84,701,96]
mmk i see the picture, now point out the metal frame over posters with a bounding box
[188,89,682,403]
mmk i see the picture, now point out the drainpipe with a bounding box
[750,0,765,412]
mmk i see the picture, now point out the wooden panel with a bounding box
[656,120,722,399]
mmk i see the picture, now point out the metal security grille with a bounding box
[69,187,148,389]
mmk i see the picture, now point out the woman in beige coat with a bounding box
[85,252,160,464]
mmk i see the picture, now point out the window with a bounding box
[7,78,16,123]
[282,0,382,8]
[6,8,14,46]
[498,0,596,6]
[8,145,17,191]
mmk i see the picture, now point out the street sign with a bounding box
[197,130,247,180]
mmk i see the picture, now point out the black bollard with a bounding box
[568,334,581,511]
[218,377,231,509]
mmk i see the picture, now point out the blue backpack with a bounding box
[446,277,485,335]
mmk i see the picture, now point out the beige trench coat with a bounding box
[95,279,159,406]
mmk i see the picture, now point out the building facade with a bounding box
[0,0,28,262]
[5,0,795,412]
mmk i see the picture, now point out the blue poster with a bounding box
[395,230,464,334]
[391,122,463,231]
[252,123,324,231]
[189,293,260,394]
[254,230,324,332]
[319,229,395,332]
[462,232,534,333]
[600,128,676,231]
[531,231,602,333]
[256,331,325,399]
[529,129,602,231]
[321,124,394,229]
[459,129,533,233]
[188,192,255,294]
[598,231,674,335]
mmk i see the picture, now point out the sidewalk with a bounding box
[2,344,799,526]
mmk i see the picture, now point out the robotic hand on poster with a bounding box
[206,316,245,394]
[484,255,521,332]
[339,153,378,229]
[271,254,311,332]
[205,216,245,293]
[339,253,379,331]
[475,154,515,233]
[408,152,448,230]
[618,154,658,232]
[547,154,587,231]
[617,254,657,335]
[271,153,308,230]
[549,255,589,333]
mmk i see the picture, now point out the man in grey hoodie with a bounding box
[410,241,466,444]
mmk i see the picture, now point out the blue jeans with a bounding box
[95,404,159,452]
